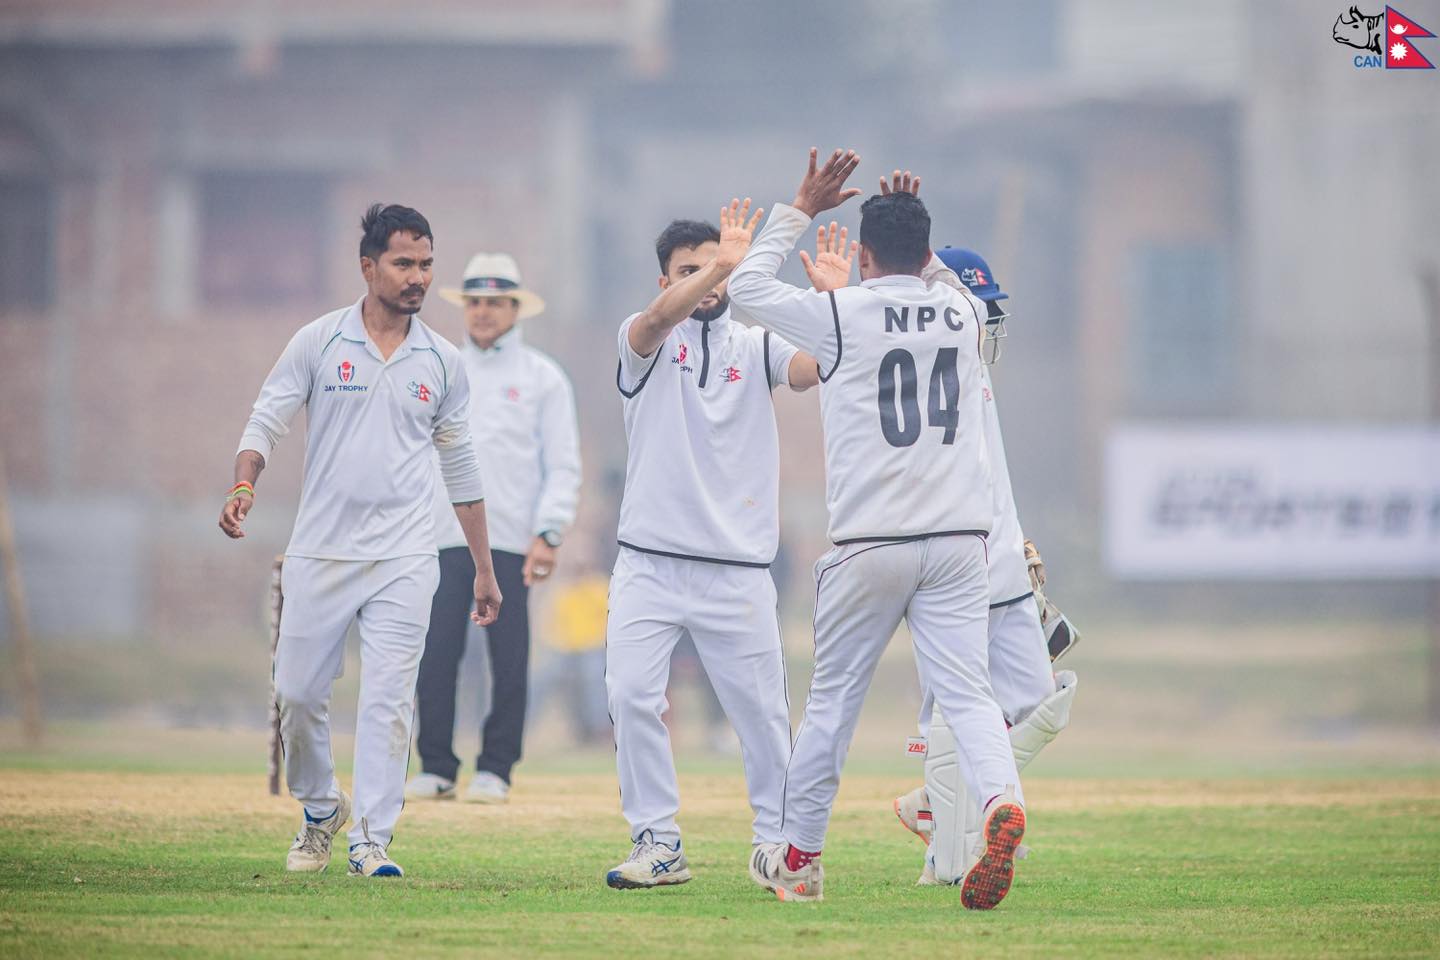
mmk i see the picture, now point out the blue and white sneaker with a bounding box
[285,790,351,873]
[605,830,691,889]
[348,841,404,878]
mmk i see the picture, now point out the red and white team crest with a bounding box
[338,360,355,383]
[506,387,521,402]
[676,344,688,364]
[407,380,432,403]
[722,366,742,383]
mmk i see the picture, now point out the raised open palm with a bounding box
[715,197,765,271]
[799,220,857,292]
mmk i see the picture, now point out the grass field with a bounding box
[3,756,1439,958]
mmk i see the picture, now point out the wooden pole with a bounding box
[268,556,284,795]
[0,447,42,745]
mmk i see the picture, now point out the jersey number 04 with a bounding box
[877,347,960,447]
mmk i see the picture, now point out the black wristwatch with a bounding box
[540,530,563,548]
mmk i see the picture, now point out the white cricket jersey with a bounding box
[729,203,993,545]
[920,257,1032,606]
[429,326,581,555]
[979,368,1031,605]
[615,307,798,566]
[238,297,485,562]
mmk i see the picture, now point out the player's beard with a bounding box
[379,286,427,316]
[692,292,728,324]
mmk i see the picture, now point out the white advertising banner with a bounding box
[1104,425,1440,580]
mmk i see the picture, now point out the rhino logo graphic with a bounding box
[1335,5,1436,68]
[1334,5,1384,54]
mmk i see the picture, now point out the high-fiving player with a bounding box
[603,198,819,889]
[730,149,1025,909]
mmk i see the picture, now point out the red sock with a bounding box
[785,845,820,871]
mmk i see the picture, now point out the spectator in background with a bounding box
[406,253,581,805]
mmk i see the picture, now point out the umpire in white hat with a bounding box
[407,253,582,804]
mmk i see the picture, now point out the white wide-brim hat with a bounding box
[439,252,546,320]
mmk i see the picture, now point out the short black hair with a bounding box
[359,203,434,260]
[655,219,720,274]
[859,193,931,274]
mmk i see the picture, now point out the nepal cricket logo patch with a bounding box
[407,380,433,403]
[1334,5,1436,68]
[671,343,694,374]
[722,366,742,383]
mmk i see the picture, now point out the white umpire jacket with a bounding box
[431,326,581,556]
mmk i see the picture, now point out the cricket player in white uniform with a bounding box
[604,199,820,889]
[871,216,1078,886]
[731,149,1025,909]
[220,204,503,878]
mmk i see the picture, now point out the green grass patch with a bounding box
[1,770,1437,958]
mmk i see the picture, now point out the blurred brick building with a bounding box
[0,0,667,639]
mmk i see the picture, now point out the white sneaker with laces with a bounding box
[403,772,456,801]
[464,771,510,805]
[285,790,351,873]
[748,843,823,902]
[348,840,404,878]
[605,830,691,889]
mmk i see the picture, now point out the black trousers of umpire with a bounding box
[415,547,530,784]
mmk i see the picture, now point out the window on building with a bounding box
[0,176,55,311]
[1129,243,1232,416]
[198,172,327,305]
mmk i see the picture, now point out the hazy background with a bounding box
[1,0,1437,779]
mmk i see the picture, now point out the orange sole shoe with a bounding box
[893,796,932,844]
[959,800,1025,910]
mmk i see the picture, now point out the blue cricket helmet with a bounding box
[936,247,1008,303]
[936,246,1009,364]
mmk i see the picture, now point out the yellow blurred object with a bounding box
[547,575,610,653]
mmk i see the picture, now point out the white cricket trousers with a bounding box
[605,547,791,847]
[783,534,1022,852]
[274,554,439,848]
[917,596,1055,736]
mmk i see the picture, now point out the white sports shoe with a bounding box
[285,791,351,873]
[464,771,510,804]
[893,785,931,842]
[605,830,691,889]
[403,772,456,801]
[348,841,404,878]
[749,843,823,902]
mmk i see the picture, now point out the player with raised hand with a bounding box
[865,171,1079,888]
[730,149,1025,909]
[603,198,820,890]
